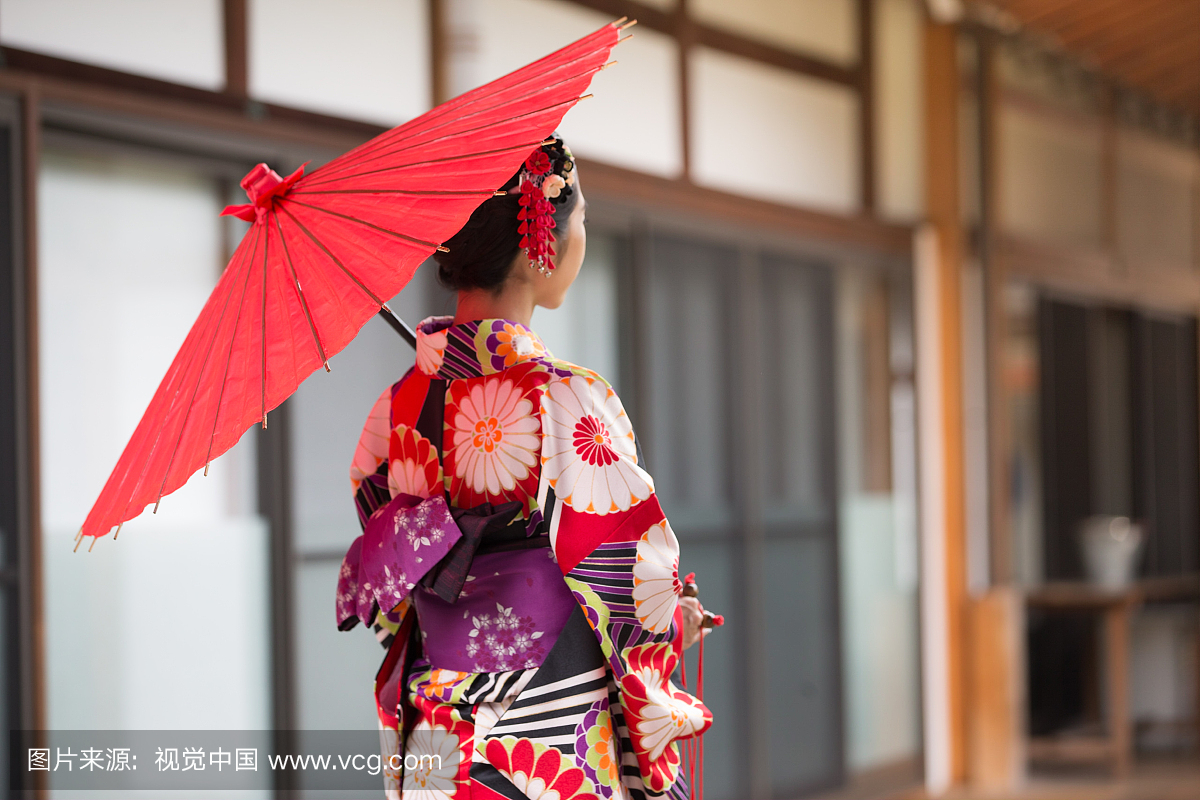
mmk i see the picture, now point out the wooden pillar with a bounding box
[20,83,46,799]
[1104,602,1133,777]
[222,0,248,98]
[857,0,876,214]
[978,33,1013,587]
[675,0,693,181]
[968,588,1026,791]
[923,17,969,788]
[428,0,449,106]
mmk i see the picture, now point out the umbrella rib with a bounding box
[277,205,386,306]
[304,91,589,187]
[273,212,330,371]
[260,221,269,429]
[150,226,250,512]
[311,42,611,179]
[204,223,265,473]
[282,199,446,252]
[289,188,501,197]
[300,137,563,189]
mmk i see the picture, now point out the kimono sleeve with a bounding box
[350,381,397,529]
[343,371,421,648]
[538,370,712,795]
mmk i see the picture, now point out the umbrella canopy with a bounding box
[77,20,627,547]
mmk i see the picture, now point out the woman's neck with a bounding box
[453,280,536,327]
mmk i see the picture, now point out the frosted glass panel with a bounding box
[692,0,857,66]
[38,149,270,732]
[461,0,683,177]
[1117,129,1197,269]
[691,47,860,212]
[249,0,430,124]
[0,0,222,89]
[759,256,829,522]
[999,104,1104,246]
[532,233,621,388]
[295,562,383,730]
[643,234,736,533]
[874,0,924,222]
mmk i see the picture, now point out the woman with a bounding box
[337,136,716,800]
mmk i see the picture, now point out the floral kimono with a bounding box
[336,316,711,800]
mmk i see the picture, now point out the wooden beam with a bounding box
[1001,234,1200,313]
[0,47,385,142]
[577,156,912,256]
[924,17,969,787]
[222,0,248,98]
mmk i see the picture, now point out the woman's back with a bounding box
[339,315,711,799]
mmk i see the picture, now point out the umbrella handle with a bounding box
[378,307,417,350]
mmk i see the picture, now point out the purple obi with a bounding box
[336,491,578,674]
[413,545,577,673]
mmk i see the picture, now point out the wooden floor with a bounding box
[865,756,1200,800]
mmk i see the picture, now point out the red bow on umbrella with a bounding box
[220,162,308,223]
[76,19,631,549]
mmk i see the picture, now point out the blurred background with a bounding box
[0,0,1196,798]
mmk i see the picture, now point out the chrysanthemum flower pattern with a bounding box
[387,425,442,500]
[618,642,712,793]
[403,719,461,798]
[415,316,452,376]
[349,387,391,495]
[631,520,682,634]
[540,374,652,515]
[482,737,603,800]
[485,320,546,372]
[444,368,542,509]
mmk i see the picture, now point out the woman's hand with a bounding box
[680,596,712,650]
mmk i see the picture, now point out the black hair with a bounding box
[434,137,580,293]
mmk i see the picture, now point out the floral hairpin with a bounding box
[517,140,575,276]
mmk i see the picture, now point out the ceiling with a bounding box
[982,0,1200,116]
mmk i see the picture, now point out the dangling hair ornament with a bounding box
[517,138,575,276]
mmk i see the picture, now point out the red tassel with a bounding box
[697,630,705,800]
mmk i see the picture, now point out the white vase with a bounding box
[1079,515,1144,590]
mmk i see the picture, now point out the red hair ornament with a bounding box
[517,149,560,276]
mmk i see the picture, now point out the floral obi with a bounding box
[413,541,576,673]
[336,487,577,674]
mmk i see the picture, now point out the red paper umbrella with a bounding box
[77,20,630,548]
